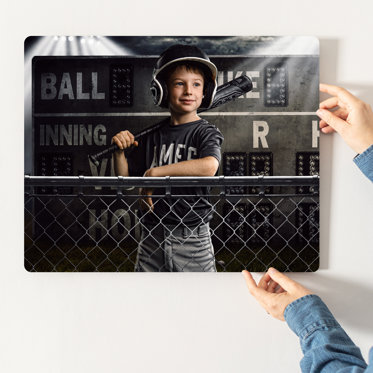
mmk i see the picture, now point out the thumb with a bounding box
[267,268,298,293]
[317,109,346,134]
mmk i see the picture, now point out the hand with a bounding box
[139,187,154,211]
[111,130,138,152]
[242,267,312,321]
[139,169,155,212]
[317,83,373,154]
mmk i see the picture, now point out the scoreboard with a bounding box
[32,54,319,178]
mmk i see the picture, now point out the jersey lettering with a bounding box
[160,143,175,165]
[187,147,197,160]
[174,144,186,163]
[151,143,199,167]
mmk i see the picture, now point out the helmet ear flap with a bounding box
[160,80,168,108]
[201,81,215,108]
[150,80,160,105]
[150,78,168,108]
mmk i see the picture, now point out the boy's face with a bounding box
[166,65,204,117]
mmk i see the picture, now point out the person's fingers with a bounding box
[267,279,279,293]
[320,83,360,106]
[316,108,347,134]
[258,272,272,290]
[276,287,285,294]
[139,188,146,209]
[116,131,134,148]
[245,269,312,321]
[127,132,137,146]
[242,271,266,296]
[139,188,154,211]
[319,96,340,110]
[112,131,138,150]
[267,268,299,293]
[112,136,121,149]
[146,196,154,210]
[140,198,151,211]
[319,119,337,133]
[321,125,336,134]
[113,135,126,150]
[123,133,133,148]
[144,198,151,208]
[319,96,350,116]
[319,107,348,131]
[269,268,312,298]
[117,133,129,148]
[332,107,349,120]
[242,271,274,306]
[242,270,259,294]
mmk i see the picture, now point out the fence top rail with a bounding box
[24,175,319,187]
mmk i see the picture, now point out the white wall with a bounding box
[1,1,373,372]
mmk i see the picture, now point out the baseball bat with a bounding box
[89,74,253,166]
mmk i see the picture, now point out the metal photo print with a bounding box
[24,36,319,272]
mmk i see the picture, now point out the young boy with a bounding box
[112,44,224,272]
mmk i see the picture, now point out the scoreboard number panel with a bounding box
[248,152,273,194]
[223,152,247,194]
[110,65,134,107]
[264,64,288,107]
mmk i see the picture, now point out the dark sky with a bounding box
[25,36,319,57]
[24,36,288,56]
[105,36,279,55]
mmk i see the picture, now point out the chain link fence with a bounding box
[24,175,319,272]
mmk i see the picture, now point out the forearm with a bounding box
[113,151,129,177]
[285,295,368,372]
[353,144,373,182]
[147,156,219,177]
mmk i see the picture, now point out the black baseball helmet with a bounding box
[150,44,218,109]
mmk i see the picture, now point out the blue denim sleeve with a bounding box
[353,144,373,182]
[284,294,372,372]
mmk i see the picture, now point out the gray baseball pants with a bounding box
[134,222,216,272]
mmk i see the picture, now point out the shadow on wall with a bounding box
[248,269,373,333]
[319,38,339,271]
[318,38,373,271]
[306,272,373,333]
